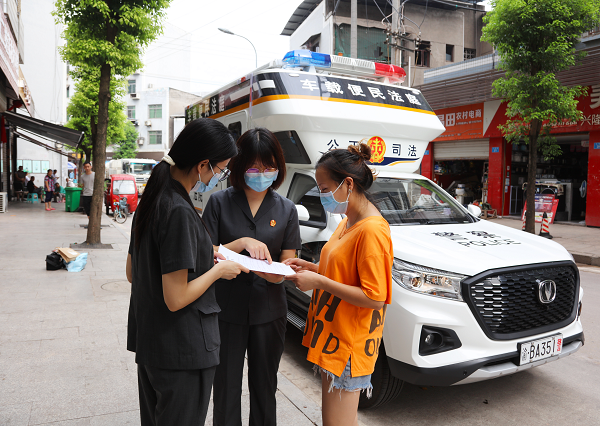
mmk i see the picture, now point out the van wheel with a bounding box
[105,204,109,215]
[358,343,403,409]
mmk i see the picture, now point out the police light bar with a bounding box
[282,50,331,68]
[281,50,406,83]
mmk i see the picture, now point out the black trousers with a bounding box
[81,195,92,216]
[138,364,216,426]
[213,316,286,426]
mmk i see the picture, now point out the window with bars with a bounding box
[149,104,162,119]
[128,80,136,94]
[127,106,136,119]
[415,41,431,67]
[149,131,162,145]
[464,48,476,60]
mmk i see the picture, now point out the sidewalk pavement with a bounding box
[487,217,600,266]
[0,201,322,426]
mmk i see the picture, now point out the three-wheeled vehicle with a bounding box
[104,174,138,215]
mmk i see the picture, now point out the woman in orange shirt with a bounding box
[285,143,393,426]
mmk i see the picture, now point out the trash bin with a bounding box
[65,187,82,212]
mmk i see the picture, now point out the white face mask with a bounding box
[191,163,219,193]
[320,180,350,214]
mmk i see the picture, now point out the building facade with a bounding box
[111,86,201,161]
[417,37,600,227]
[282,0,491,87]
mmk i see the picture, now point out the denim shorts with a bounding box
[314,358,372,398]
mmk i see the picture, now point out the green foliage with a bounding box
[65,69,128,160]
[54,0,171,77]
[54,0,171,244]
[112,122,139,159]
[482,0,600,159]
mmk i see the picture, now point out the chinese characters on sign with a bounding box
[433,103,484,141]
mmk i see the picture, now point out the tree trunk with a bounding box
[86,62,111,245]
[525,119,541,234]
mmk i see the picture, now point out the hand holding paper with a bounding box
[217,245,296,276]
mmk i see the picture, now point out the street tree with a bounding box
[65,69,127,176]
[54,0,170,245]
[112,122,139,159]
[482,0,600,233]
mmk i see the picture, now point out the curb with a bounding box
[571,252,600,267]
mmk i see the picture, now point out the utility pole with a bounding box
[391,0,401,67]
[351,0,357,58]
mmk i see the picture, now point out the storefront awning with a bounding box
[2,111,84,148]
[13,131,76,159]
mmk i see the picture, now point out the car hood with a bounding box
[390,219,573,276]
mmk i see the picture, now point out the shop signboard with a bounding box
[0,12,19,95]
[486,85,600,137]
[521,194,559,224]
[433,103,484,141]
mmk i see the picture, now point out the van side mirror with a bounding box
[295,204,310,222]
[467,204,481,218]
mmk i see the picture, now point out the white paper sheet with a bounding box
[217,245,296,276]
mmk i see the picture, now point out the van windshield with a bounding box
[113,180,136,195]
[370,178,474,225]
[129,163,153,174]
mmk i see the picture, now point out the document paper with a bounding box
[217,245,296,276]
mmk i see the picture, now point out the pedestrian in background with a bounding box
[44,169,55,211]
[284,143,393,426]
[80,162,94,218]
[204,128,301,426]
[126,118,247,426]
[13,165,26,202]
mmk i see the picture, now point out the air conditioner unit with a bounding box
[137,137,145,145]
[145,120,152,127]
[130,119,138,126]
[130,93,139,99]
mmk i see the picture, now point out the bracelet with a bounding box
[274,277,285,284]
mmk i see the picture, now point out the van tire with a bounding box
[358,343,403,409]
[105,204,109,215]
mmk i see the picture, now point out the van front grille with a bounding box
[463,264,578,340]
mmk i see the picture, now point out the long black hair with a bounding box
[133,118,237,249]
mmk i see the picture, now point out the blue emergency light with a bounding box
[282,50,331,68]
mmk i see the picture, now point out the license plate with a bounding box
[518,334,563,365]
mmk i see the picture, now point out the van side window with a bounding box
[287,173,326,228]
[273,131,310,164]
[228,122,242,140]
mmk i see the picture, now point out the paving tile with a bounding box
[0,402,31,426]
[28,396,93,425]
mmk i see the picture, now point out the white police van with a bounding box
[186,50,584,408]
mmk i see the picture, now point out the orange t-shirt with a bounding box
[302,215,393,377]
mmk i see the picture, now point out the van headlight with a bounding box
[392,259,466,302]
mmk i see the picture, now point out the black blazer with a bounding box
[127,193,221,370]
[203,187,302,325]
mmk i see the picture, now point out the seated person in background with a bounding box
[54,182,65,202]
[26,176,43,200]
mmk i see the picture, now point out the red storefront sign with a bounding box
[433,103,484,141]
[485,86,600,137]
